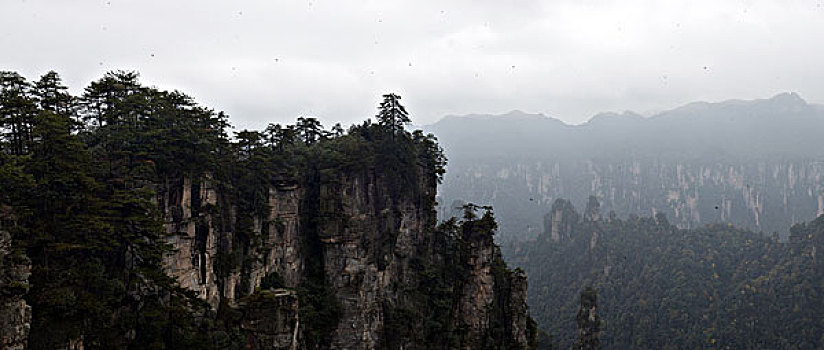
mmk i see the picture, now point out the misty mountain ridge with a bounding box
[426,92,824,160]
[584,110,645,126]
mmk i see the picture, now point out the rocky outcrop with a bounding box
[456,230,497,345]
[545,199,578,242]
[157,175,305,308]
[240,289,301,350]
[159,176,221,306]
[155,166,534,349]
[316,170,534,349]
[318,171,427,348]
[458,241,534,349]
[507,270,533,347]
[0,229,31,350]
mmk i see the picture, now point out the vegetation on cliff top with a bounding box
[0,70,450,348]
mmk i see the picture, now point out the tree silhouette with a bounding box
[34,71,74,116]
[376,93,410,138]
[296,116,322,145]
[0,71,37,155]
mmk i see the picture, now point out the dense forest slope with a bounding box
[506,197,824,349]
[0,70,536,349]
[427,94,824,239]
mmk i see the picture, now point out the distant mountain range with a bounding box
[427,92,824,161]
[425,93,824,239]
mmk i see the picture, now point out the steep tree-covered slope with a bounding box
[0,70,536,349]
[506,197,824,349]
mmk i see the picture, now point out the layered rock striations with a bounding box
[157,175,304,308]
[0,228,31,350]
[440,159,824,240]
[154,158,535,349]
[0,139,534,350]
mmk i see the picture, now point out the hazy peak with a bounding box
[655,92,810,119]
[446,110,548,119]
[767,92,806,107]
[426,93,824,160]
[432,110,559,127]
[770,91,804,101]
[502,109,539,117]
[586,111,644,125]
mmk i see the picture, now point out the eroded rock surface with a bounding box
[0,229,31,350]
[157,168,534,349]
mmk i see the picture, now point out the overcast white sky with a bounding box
[2,0,824,130]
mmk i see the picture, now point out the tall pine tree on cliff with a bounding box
[0,71,37,156]
[376,93,409,138]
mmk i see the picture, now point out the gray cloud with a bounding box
[2,0,823,130]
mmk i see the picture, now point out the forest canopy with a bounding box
[507,197,824,349]
[0,70,447,348]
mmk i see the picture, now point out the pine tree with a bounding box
[265,123,283,148]
[376,93,410,137]
[80,70,143,128]
[34,71,74,116]
[331,122,345,137]
[0,71,38,155]
[296,116,322,145]
[23,110,115,348]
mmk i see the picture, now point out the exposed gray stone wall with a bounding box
[158,169,533,349]
[0,230,31,350]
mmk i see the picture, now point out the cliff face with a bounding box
[158,175,304,309]
[428,94,824,242]
[0,228,31,350]
[317,171,428,348]
[240,289,301,350]
[440,159,824,240]
[456,228,534,349]
[0,71,532,349]
[156,165,534,349]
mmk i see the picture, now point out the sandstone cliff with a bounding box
[0,227,31,350]
[0,147,534,350]
[154,164,535,349]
